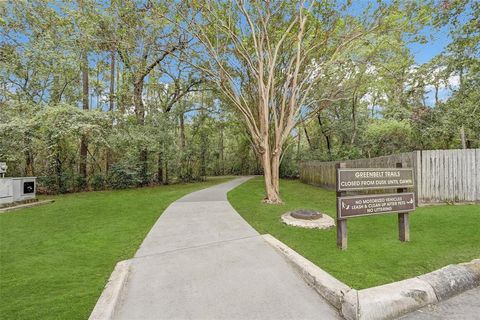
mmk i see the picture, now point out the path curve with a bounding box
[113,177,340,320]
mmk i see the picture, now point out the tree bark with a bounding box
[179,112,186,148]
[296,130,301,160]
[109,50,115,112]
[302,121,312,150]
[218,124,224,175]
[199,96,207,178]
[164,160,169,185]
[134,78,149,186]
[79,49,89,183]
[157,149,163,184]
[260,147,281,204]
[318,114,332,159]
[350,92,357,145]
[55,146,63,193]
[106,50,115,174]
[24,141,34,176]
[460,126,467,149]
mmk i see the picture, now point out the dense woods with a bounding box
[0,0,478,198]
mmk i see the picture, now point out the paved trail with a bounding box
[114,177,339,320]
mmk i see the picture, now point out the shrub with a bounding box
[107,164,137,189]
[90,174,105,191]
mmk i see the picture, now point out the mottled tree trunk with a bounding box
[260,147,281,204]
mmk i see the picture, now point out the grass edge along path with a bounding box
[227,177,480,289]
[0,177,233,320]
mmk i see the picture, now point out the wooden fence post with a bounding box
[336,162,347,250]
[397,162,410,242]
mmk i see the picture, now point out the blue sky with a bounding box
[345,0,453,64]
[408,25,451,64]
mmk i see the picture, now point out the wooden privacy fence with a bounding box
[300,149,480,204]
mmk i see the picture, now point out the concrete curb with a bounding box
[89,260,131,320]
[0,199,55,213]
[262,234,353,310]
[262,234,480,320]
[354,277,437,320]
[419,260,480,301]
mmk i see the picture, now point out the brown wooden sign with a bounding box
[338,193,415,219]
[335,163,415,250]
[337,168,414,191]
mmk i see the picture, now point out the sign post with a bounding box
[396,162,410,242]
[335,163,415,250]
[336,163,347,250]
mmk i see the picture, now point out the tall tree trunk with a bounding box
[302,121,312,150]
[296,129,301,160]
[318,114,332,159]
[24,136,34,176]
[460,126,467,149]
[218,124,224,175]
[164,160,169,185]
[105,50,115,174]
[350,92,357,145]
[134,78,148,186]
[79,49,89,184]
[179,112,186,148]
[257,106,282,203]
[271,149,281,195]
[157,149,163,184]
[260,147,281,204]
[109,51,115,111]
[55,146,63,193]
[199,95,206,178]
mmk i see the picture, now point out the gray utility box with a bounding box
[0,177,37,205]
[0,178,13,205]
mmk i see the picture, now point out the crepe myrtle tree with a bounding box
[179,0,409,203]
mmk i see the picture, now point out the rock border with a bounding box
[281,212,335,229]
[0,199,55,213]
[89,260,131,320]
[262,234,480,320]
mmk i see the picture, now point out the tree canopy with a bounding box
[1,0,478,198]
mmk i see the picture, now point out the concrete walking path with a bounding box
[113,177,340,320]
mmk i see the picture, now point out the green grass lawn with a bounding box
[228,177,480,289]
[0,177,232,320]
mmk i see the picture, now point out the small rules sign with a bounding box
[338,193,415,218]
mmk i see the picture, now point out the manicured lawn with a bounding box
[228,177,480,289]
[0,177,232,320]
